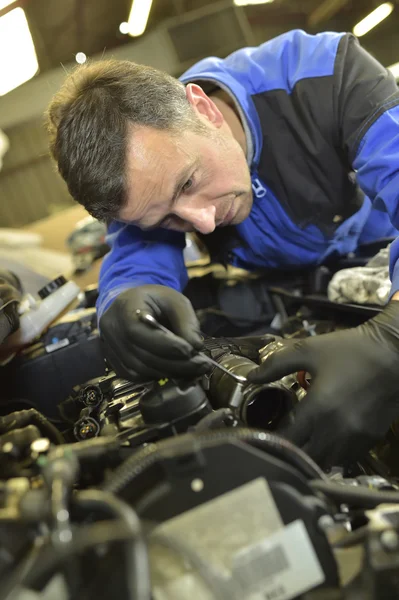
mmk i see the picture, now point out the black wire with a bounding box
[0,409,64,445]
[0,541,45,600]
[30,411,64,445]
[311,480,399,508]
[73,490,150,600]
[13,522,150,600]
[103,428,328,495]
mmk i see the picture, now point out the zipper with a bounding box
[251,175,267,199]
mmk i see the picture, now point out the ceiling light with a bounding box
[0,0,16,10]
[234,0,274,5]
[127,0,153,37]
[75,52,87,64]
[0,8,38,96]
[353,2,394,37]
[119,21,129,34]
[388,62,399,79]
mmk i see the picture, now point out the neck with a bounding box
[210,89,247,156]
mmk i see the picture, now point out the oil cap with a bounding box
[38,275,67,299]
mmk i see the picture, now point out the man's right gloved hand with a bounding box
[99,285,212,382]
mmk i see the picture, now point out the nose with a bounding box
[173,202,216,234]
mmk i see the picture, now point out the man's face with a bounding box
[120,86,253,234]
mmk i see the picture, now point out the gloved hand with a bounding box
[247,302,399,468]
[100,285,211,382]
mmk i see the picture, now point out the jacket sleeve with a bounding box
[96,221,188,320]
[330,34,399,294]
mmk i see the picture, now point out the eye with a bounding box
[182,178,193,193]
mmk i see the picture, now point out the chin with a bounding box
[235,196,252,224]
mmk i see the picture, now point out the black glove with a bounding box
[247,302,399,468]
[100,285,211,382]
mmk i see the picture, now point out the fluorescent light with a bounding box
[353,2,394,37]
[119,21,129,34]
[0,0,16,10]
[75,52,87,64]
[0,8,38,96]
[388,62,399,79]
[234,0,274,4]
[127,0,153,37]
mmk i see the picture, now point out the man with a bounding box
[47,29,399,467]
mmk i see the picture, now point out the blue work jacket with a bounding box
[98,30,399,318]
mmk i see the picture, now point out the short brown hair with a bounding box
[46,60,197,222]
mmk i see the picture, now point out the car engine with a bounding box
[1,277,399,600]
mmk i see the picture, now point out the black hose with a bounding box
[73,490,150,600]
[0,541,45,600]
[311,480,399,508]
[29,410,64,445]
[18,522,150,600]
[103,428,328,495]
[0,409,63,445]
[57,436,119,460]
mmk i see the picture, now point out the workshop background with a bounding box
[0,0,399,287]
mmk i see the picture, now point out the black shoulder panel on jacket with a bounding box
[334,34,399,162]
[251,34,399,234]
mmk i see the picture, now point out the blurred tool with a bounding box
[136,310,247,408]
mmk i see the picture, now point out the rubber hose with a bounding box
[29,410,64,445]
[73,490,150,600]
[0,409,63,445]
[21,522,150,600]
[0,542,44,600]
[311,480,399,508]
[103,428,328,495]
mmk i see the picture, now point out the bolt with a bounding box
[318,515,335,532]
[2,442,13,454]
[380,530,399,552]
[191,478,204,492]
[31,438,51,455]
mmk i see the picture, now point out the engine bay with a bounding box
[1,273,399,600]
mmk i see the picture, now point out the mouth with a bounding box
[218,202,236,227]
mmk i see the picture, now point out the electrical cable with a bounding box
[311,480,399,508]
[73,490,150,600]
[0,409,63,445]
[10,521,150,600]
[103,428,328,495]
[0,398,65,426]
[0,541,45,600]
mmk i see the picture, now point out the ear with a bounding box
[185,84,224,128]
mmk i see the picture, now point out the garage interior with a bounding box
[1,1,399,599]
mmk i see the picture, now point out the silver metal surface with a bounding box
[136,310,247,385]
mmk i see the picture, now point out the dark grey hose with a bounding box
[103,428,328,495]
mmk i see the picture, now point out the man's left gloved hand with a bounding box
[247,302,399,468]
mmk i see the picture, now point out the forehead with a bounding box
[121,125,197,222]
[125,126,194,185]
